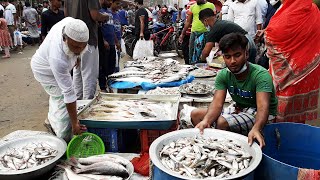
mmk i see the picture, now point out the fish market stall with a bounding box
[149,129,262,179]
[78,93,180,130]
[109,57,195,91]
[0,132,67,180]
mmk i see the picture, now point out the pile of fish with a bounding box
[59,154,132,180]
[146,87,181,95]
[159,136,252,179]
[189,68,216,78]
[108,57,194,84]
[80,99,172,121]
[0,143,58,171]
[179,82,214,95]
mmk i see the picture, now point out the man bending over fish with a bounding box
[31,17,89,141]
[191,33,278,148]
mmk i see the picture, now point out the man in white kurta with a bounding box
[227,0,263,38]
[31,17,89,141]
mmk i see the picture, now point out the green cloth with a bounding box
[215,63,278,115]
[190,2,215,33]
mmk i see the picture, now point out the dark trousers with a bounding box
[98,27,117,91]
[98,46,116,91]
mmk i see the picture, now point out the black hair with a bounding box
[199,8,215,21]
[25,1,31,7]
[0,10,3,18]
[134,0,143,5]
[43,0,49,3]
[185,5,187,8]
[219,33,248,53]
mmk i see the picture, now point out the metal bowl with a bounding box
[149,128,262,180]
[0,134,67,180]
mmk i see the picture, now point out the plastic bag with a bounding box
[120,38,126,55]
[133,39,154,60]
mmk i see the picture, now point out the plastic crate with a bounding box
[140,120,179,153]
[87,128,123,152]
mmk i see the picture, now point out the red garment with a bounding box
[265,0,320,123]
[131,153,149,176]
[0,18,12,47]
[298,168,320,180]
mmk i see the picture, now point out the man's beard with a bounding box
[63,41,78,58]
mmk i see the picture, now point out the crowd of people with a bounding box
[0,0,318,146]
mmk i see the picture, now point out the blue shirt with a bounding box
[181,9,187,21]
[172,11,178,22]
[100,8,116,45]
[118,9,128,26]
[112,11,122,41]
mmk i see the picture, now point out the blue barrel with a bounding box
[253,123,320,179]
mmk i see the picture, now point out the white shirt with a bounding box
[4,3,16,25]
[221,0,233,21]
[258,0,268,23]
[42,7,48,13]
[31,17,78,104]
[0,4,4,12]
[228,0,263,38]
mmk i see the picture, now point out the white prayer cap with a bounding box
[270,0,279,6]
[64,18,89,42]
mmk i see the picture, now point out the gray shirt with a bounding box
[65,0,100,46]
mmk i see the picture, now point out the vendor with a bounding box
[199,8,257,64]
[31,17,89,141]
[191,33,278,148]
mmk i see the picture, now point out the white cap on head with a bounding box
[270,0,279,6]
[64,18,89,42]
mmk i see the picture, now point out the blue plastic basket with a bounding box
[87,128,124,152]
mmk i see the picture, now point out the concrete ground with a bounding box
[0,46,319,138]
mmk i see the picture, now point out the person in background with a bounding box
[134,0,149,40]
[65,0,109,100]
[31,18,89,141]
[98,0,117,93]
[23,1,39,46]
[221,0,233,20]
[118,5,128,26]
[41,0,64,41]
[180,5,187,22]
[127,5,135,25]
[3,0,16,44]
[263,0,319,123]
[227,0,263,40]
[110,0,122,72]
[258,0,268,23]
[179,0,215,64]
[37,4,44,15]
[0,9,12,58]
[199,8,256,63]
[152,5,159,22]
[193,33,278,148]
[15,1,23,27]
[42,1,49,12]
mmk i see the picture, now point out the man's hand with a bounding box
[74,57,81,69]
[248,127,265,148]
[255,30,265,43]
[116,42,121,51]
[72,121,87,135]
[139,32,144,40]
[179,33,185,44]
[104,41,110,50]
[195,119,211,134]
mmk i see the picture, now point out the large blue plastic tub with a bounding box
[253,123,320,180]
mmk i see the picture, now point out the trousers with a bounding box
[73,45,99,100]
